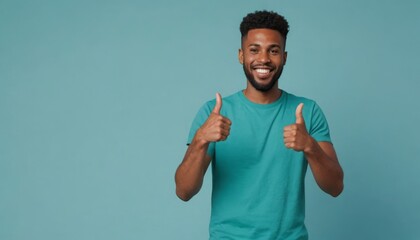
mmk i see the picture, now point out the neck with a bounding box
[243,84,282,104]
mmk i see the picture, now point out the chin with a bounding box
[251,79,278,92]
[244,66,282,92]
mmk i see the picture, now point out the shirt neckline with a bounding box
[238,89,287,109]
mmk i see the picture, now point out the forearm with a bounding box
[175,136,212,201]
[176,95,231,201]
[304,138,344,197]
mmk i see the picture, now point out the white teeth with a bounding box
[255,69,270,74]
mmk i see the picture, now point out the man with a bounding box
[175,10,344,240]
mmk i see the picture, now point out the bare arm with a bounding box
[284,103,344,197]
[175,93,231,201]
[175,138,212,201]
[304,139,343,197]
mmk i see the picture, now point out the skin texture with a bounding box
[175,93,231,201]
[239,28,286,104]
[283,103,343,196]
[175,28,344,201]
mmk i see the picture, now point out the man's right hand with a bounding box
[196,93,232,143]
[175,92,231,201]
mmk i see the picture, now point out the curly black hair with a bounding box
[240,10,289,41]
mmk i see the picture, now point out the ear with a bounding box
[238,48,244,64]
[283,51,288,66]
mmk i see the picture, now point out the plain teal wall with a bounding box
[1,0,419,239]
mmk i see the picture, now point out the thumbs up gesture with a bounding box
[283,103,311,152]
[196,93,232,143]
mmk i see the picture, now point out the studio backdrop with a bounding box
[1,0,419,239]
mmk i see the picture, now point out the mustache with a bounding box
[251,63,275,69]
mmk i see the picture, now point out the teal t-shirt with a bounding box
[187,90,331,240]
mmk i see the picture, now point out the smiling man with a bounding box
[175,10,344,240]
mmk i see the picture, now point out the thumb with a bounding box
[295,103,305,124]
[212,93,222,114]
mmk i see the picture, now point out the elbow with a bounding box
[176,188,193,202]
[175,179,196,202]
[175,175,201,201]
[174,171,202,202]
[330,183,344,197]
[330,175,344,197]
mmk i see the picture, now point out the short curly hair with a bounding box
[240,10,289,41]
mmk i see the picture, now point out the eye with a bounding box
[269,48,280,55]
[249,48,258,54]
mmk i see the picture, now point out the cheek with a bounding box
[243,56,255,66]
[274,57,284,67]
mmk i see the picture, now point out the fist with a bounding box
[197,93,232,143]
[283,103,311,151]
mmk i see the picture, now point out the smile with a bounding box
[254,68,271,74]
[253,67,273,79]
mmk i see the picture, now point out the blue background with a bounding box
[1,0,419,239]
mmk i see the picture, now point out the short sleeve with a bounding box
[187,101,215,158]
[309,102,332,143]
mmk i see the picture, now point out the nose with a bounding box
[257,51,270,63]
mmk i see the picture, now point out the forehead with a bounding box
[242,28,284,47]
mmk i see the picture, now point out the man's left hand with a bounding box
[283,103,312,152]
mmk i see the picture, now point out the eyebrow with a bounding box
[247,43,282,49]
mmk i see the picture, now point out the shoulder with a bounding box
[201,91,241,109]
[283,90,318,109]
[221,91,241,105]
[282,91,328,124]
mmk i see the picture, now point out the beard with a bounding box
[243,64,283,92]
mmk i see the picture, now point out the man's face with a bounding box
[239,28,287,92]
